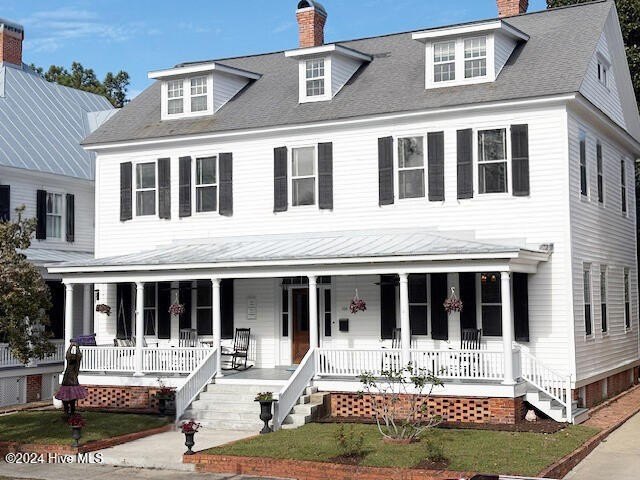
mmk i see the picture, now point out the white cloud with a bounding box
[272,21,295,34]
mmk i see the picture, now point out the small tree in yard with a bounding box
[359,363,444,443]
[0,207,54,363]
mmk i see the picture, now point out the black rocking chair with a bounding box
[461,328,482,350]
[221,328,252,371]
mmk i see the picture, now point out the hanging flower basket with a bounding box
[349,289,367,314]
[443,287,463,314]
[169,303,185,316]
[95,304,111,316]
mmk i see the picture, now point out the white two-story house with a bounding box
[49,0,640,429]
[0,18,114,407]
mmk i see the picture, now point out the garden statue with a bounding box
[55,342,87,416]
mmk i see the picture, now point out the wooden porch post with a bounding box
[399,273,410,366]
[82,284,92,335]
[211,278,222,372]
[64,283,75,360]
[308,275,318,350]
[134,281,145,376]
[501,272,515,385]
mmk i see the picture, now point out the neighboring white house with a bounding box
[49,0,640,428]
[0,18,115,407]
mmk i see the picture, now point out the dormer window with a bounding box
[464,36,487,79]
[433,41,456,82]
[190,77,208,112]
[167,80,184,114]
[597,54,610,88]
[305,58,326,97]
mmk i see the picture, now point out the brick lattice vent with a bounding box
[77,386,160,413]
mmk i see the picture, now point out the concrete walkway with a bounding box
[98,428,256,471]
[565,412,640,480]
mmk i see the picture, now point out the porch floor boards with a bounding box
[215,366,294,385]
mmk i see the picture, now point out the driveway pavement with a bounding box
[565,411,640,480]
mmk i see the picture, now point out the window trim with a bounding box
[624,268,631,331]
[600,266,608,334]
[408,273,431,337]
[189,76,209,113]
[583,264,593,338]
[596,54,610,89]
[193,155,219,214]
[134,161,158,217]
[621,157,628,216]
[463,36,488,80]
[477,272,502,337]
[475,127,510,196]
[143,283,157,337]
[395,135,426,200]
[289,144,319,208]
[305,58,326,98]
[298,56,332,103]
[433,40,456,83]
[45,191,65,240]
[579,130,588,199]
[162,74,214,119]
[596,140,604,205]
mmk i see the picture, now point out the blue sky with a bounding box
[1,0,547,98]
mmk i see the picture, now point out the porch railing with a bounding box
[39,340,66,364]
[81,347,212,374]
[520,348,572,420]
[175,348,218,421]
[274,347,317,430]
[0,340,66,368]
[0,343,24,368]
[316,348,505,381]
[82,346,136,372]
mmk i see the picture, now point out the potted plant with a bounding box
[95,304,111,316]
[254,392,276,434]
[180,419,202,455]
[68,414,85,447]
[169,303,185,316]
[154,378,176,416]
[349,289,367,314]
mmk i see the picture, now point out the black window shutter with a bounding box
[65,194,75,242]
[457,129,473,199]
[179,156,192,218]
[221,279,234,339]
[459,272,477,330]
[36,189,47,239]
[120,163,132,222]
[157,158,171,219]
[378,137,394,206]
[428,131,445,202]
[219,153,233,217]
[511,124,530,197]
[430,273,449,340]
[157,282,171,339]
[178,282,192,331]
[380,274,397,339]
[274,147,288,212]
[0,185,10,222]
[513,273,530,342]
[318,142,333,210]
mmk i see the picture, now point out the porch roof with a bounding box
[47,229,550,275]
[24,248,94,267]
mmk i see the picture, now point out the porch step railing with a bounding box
[81,347,212,374]
[175,348,218,421]
[274,347,317,430]
[520,348,572,420]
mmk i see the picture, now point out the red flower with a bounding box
[68,414,85,428]
[180,419,202,434]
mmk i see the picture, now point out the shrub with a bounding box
[335,424,365,458]
[424,439,448,464]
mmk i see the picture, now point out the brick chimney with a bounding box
[497,0,529,18]
[296,0,327,48]
[0,18,24,66]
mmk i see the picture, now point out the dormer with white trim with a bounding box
[412,19,529,90]
[149,62,261,121]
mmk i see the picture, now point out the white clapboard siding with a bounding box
[494,30,517,77]
[331,55,362,97]
[213,71,250,113]
[567,110,638,382]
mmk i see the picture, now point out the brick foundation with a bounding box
[77,385,161,413]
[330,392,525,425]
[579,366,638,408]
[26,375,42,403]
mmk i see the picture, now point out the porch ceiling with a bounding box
[47,229,550,279]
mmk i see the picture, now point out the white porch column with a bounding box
[211,278,222,371]
[308,275,318,350]
[501,272,515,385]
[82,284,92,335]
[64,283,75,353]
[134,281,145,376]
[399,273,410,366]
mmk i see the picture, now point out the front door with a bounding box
[292,288,310,364]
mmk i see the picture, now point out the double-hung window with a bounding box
[196,280,213,336]
[190,77,208,112]
[624,268,631,330]
[464,36,487,79]
[597,59,608,88]
[600,267,607,333]
[478,129,507,194]
[136,162,156,216]
[596,141,604,204]
[480,273,502,336]
[433,41,455,82]
[195,156,217,212]
[584,265,592,336]
[408,274,428,335]
[291,147,316,206]
[46,193,63,239]
[305,59,325,97]
[579,131,588,197]
[143,283,156,336]
[397,136,425,199]
[621,158,627,214]
[167,80,184,115]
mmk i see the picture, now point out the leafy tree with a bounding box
[29,61,130,108]
[546,0,639,112]
[0,207,55,363]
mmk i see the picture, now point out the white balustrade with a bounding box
[520,349,571,412]
[142,348,210,374]
[274,348,317,430]
[175,349,218,421]
[317,348,402,377]
[81,346,136,372]
[39,340,65,364]
[0,344,24,367]
[410,349,505,380]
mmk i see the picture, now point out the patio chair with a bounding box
[221,328,252,371]
[458,329,483,377]
[179,328,198,347]
[381,327,402,373]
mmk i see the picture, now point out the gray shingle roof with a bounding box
[48,229,542,269]
[0,65,113,179]
[83,1,612,146]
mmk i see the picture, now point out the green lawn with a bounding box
[0,411,169,445]
[209,423,599,477]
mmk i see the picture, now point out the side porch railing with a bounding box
[0,340,65,368]
[81,347,212,374]
[520,348,572,420]
[175,348,218,421]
